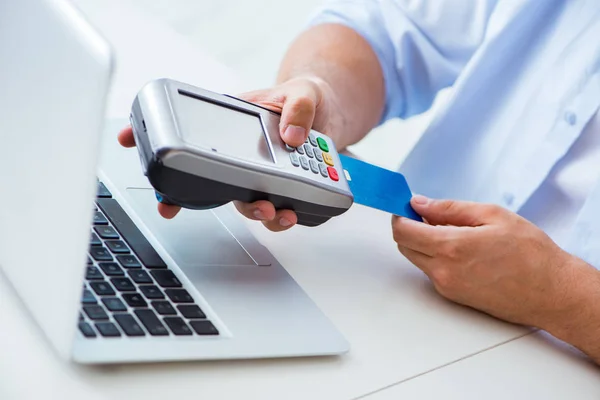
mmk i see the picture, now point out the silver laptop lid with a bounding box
[0,0,113,359]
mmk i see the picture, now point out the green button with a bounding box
[317,137,329,152]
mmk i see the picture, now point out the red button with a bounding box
[327,166,339,181]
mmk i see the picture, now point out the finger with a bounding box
[397,245,434,275]
[157,202,181,219]
[233,200,277,222]
[279,85,319,147]
[391,215,448,256]
[410,195,499,227]
[237,89,284,113]
[239,80,321,147]
[117,126,136,147]
[262,209,298,232]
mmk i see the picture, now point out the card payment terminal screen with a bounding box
[176,91,274,163]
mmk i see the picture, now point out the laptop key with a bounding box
[163,317,193,336]
[111,277,136,292]
[90,232,101,246]
[113,314,145,336]
[96,198,167,268]
[105,240,130,254]
[81,289,97,304]
[116,255,141,269]
[128,270,152,284]
[189,320,219,335]
[82,305,108,320]
[99,262,124,276]
[139,285,164,299]
[122,293,147,308]
[85,266,103,280]
[89,247,113,261]
[152,301,176,315]
[95,322,121,337]
[78,321,96,338]
[177,305,206,319]
[94,225,119,239]
[150,270,182,288]
[89,281,115,296]
[165,289,193,303]
[93,211,108,225]
[96,182,112,198]
[102,297,127,312]
[134,309,169,336]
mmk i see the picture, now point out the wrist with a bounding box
[539,254,600,362]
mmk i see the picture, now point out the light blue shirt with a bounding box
[309,0,600,267]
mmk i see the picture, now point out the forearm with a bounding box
[277,23,385,149]
[542,257,600,364]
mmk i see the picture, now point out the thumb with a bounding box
[410,195,487,227]
[239,79,320,147]
[278,79,322,147]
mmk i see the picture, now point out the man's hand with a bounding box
[119,23,385,231]
[392,195,584,328]
[117,76,346,231]
[393,195,600,362]
[392,195,572,328]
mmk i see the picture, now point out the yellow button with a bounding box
[322,152,334,166]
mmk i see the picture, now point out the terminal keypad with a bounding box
[287,133,338,182]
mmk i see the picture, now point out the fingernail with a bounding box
[283,125,306,144]
[279,218,292,227]
[412,195,429,205]
[253,209,265,220]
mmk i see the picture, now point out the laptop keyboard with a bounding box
[78,181,219,338]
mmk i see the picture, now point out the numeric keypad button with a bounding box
[314,150,323,162]
[318,163,329,178]
[289,152,300,167]
[309,159,319,174]
[299,156,309,170]
[304,144,314,158]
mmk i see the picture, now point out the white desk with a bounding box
[1,2,597,399]
[365,331,600,400]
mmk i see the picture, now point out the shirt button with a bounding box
[502,192,515,206]
[564,111,577,126]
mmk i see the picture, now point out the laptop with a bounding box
[0,0,348,363]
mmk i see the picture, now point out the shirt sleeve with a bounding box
[306,0,499,124]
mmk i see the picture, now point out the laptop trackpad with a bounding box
[125,188,257,267]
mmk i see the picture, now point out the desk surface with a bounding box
[366,331,600,400]
[0,2,597,399]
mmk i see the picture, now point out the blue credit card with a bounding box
[339,154,422,221]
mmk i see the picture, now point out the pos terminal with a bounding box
[129,78,354,227]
